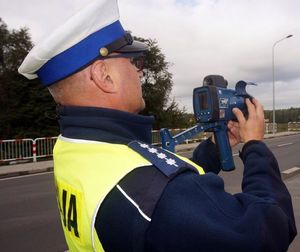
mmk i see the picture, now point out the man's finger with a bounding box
[252,98,265,120]
[245,98,255,119]
[227,120,234,129]
[233,108,245,125]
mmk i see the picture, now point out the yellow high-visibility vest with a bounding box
[53,136,204,252]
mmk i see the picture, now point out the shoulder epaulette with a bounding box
[128,141,198,178]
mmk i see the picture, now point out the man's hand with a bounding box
[211,121,240,147]
[232,98,265,143]
[227,120,241,147]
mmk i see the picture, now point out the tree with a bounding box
[0,21,190,139]
[264,108,300,123]
[137,37,188,129]
[0,18,58,139]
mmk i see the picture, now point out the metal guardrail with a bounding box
[0,130,204,164]
[288,122,300,131]
[1,123,297,164]
[35,137,58,162]
[151,130,161,145]
[0,139,34,163]
[0,137,58,164]
[265,123,277,134]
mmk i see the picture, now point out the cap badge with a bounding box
[99,47,109,57]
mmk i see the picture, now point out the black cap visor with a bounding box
[116,40,148,53]
[100,33,148,58]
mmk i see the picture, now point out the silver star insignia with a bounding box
[140,143,149,149]
[149,148,157,154]
[166,158,177,166]
[157,153,167,159]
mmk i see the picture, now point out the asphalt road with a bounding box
[221,134,300,192]
[0,173,67,252]
[0,134,299,252]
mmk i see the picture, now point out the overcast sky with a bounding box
[1,0,299,112]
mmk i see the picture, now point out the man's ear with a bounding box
[90,60,117,93]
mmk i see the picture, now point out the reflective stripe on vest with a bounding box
[53,135,204,251]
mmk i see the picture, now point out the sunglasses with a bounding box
[103,54,145,72]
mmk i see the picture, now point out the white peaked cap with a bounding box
[18,0,148,86]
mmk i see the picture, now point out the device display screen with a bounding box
[199,91,208,110]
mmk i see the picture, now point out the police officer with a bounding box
[19,0,296,251]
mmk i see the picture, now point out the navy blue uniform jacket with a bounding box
[58,106,297,252]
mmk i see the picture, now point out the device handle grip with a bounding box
[214,126,235,171]
[160,128,176,152]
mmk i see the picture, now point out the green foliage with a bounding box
[136,37,188,129]
[0,18,58,139]
[264,108,300,123]
[0,20,191,140]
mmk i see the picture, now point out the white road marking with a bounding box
[277,142,293,147]
[282,167,300,175]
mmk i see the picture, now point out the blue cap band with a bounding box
[37,21,125,86]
